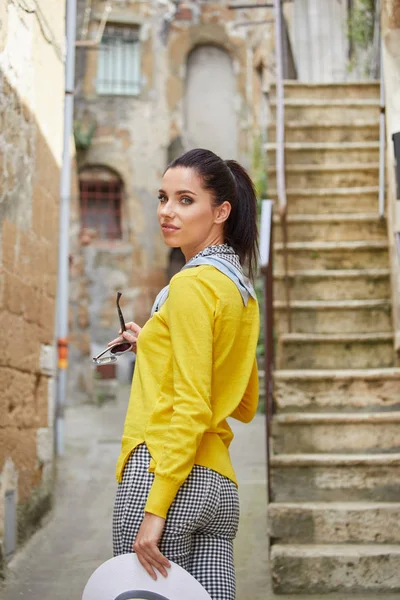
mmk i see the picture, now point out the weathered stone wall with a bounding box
[0,0,65,574]
[68,155,94,402]
[382,0,400,362]
[70,0,273,395]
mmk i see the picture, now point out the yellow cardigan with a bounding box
[116,265,260,519]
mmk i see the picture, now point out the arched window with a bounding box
[79,167,123,240]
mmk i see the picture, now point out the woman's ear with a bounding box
[214,201,232,224]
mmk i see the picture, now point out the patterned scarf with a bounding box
[151,244,256,316]
[187,244,241,269]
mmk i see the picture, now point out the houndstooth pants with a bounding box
[113,443,240,600]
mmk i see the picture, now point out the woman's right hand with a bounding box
[108,321,142,354]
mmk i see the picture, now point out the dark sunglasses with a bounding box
[92,292,132,366]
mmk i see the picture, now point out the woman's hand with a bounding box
[133,512,170,580]
[108,321,142,354]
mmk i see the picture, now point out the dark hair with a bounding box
[166,148,259,280]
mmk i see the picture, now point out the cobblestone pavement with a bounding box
[1,386,398,600]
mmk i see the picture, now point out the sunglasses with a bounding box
[92,292,133,366]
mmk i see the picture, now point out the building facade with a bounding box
[69,0,273,398]
[0,0,65,574]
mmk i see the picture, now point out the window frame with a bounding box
[79,171,124,242]
[96,22,142,97]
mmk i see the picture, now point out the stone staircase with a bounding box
[266,81,400,594]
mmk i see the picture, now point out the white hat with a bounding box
[82,553,212,600]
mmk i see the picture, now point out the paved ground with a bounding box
[1,386,399,600]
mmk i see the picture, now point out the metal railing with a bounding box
[379,40,386,218]
[260,199,274,501]
[258,0,292,499]
[273,0,292,333]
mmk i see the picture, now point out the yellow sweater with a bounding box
[116,265,260,519]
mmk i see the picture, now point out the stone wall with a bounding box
[70,0,273,397]
[382,0,400,363]
[0,0,65,575]
[68,155,94,403]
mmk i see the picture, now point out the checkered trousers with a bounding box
[113,443,240,600]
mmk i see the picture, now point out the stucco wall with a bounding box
[0,0,65,572]
[292,0,349,82]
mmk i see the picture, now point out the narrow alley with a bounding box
[1,388,399,600]
[0,386,269,600]
[1,1,400,598]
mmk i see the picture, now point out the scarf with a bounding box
[151,244,256,317]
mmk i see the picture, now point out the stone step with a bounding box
[270,543,400,594]
[277,332,394,370]
[274,299,392,335]
[273,213,387,242]
[267,163,379,189]
[274,240,389,271]
[266,141,379,165]
[268,502,400,544]
[274,268,391,301]
[271,412,400,454]
[273,368,400,413]
[268,120,379,143]
[270,453,400,502]
[270,80,380,100]
[270,186,380,214]
[270,99,380,124]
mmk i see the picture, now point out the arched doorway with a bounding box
[184,45,238,159]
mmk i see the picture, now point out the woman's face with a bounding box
[157,166,230,260]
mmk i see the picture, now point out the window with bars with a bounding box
[79,172,123,240]
[96,23,141,96]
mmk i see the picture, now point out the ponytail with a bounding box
[225,160,259,281]
[167,148,259,280]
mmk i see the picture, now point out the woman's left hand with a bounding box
[133,513,171,580]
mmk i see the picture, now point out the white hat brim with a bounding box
[82,553,212,600]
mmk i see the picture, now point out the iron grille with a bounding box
[96,24,141,96]
[79,179,123,240]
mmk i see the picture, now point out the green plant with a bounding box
[252,133,268,216]
[73,119,96,150]
[251,134,269,362]
[347,0,376,50]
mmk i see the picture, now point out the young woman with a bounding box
[110,148,260,600]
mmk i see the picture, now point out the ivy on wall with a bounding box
[347,0,379,76]
[73,120,97,150]
[251,134,269,372]
[348,0,376,49]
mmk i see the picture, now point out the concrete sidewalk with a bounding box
[1,386,398,600]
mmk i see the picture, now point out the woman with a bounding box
[110,148,260,600]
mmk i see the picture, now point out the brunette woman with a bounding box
[110,148,260,600]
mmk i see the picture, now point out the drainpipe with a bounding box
[55,0,77,456]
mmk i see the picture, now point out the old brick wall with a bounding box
[0,0,65,574]
[70,0,273,395]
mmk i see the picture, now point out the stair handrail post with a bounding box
[260,199,275,503]
[274,0,292,332]
[379,37,386,218]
